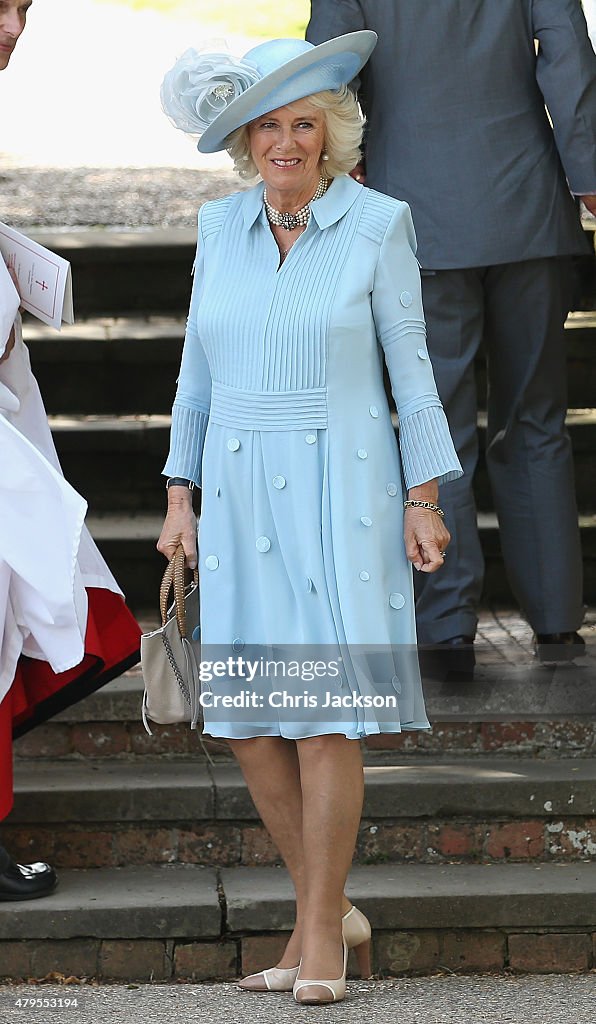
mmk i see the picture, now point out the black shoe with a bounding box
[419,635,476,682]
[0,845,58,901]
[533,631,586,665]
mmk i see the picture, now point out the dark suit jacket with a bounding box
[307,0,596,268]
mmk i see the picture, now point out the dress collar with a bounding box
[241,174,363,231]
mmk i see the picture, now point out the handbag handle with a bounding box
[159,544,198,637]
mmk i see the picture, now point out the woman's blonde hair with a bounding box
[226,85,364,180]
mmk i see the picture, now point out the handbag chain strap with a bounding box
[159,544,199,637]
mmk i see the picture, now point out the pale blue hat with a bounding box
[161,32,377,154]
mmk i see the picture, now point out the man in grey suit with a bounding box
[308,0,596,675]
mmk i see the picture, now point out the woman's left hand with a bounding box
[404,507,451,573]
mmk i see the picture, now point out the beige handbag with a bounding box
[141,544,202,734]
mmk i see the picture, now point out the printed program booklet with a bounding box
[0,223,74,330]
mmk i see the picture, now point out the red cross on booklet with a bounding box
[0,223,74,330]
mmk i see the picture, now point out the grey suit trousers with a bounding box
[414,258,584,643]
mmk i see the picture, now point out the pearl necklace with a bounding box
[264,175,330,231]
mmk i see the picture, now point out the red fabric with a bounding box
[1,589,141,821]
[0,686,20,819]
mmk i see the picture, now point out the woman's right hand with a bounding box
[0,264,22,365]
[157,488,198,569]
[0,326,16,365]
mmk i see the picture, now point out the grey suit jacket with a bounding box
[307,0,596,268]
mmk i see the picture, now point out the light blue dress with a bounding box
[164,175,462,740]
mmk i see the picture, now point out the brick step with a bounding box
[24,312,596,415]
[4,758,596,869]
[13,603,596,763]
[46,409,596,514]
[78,511,596,608]
[1,863,594,979]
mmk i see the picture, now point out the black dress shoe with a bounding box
[0,845,58,901]
[533,631,586,665]
[419,635,476,682]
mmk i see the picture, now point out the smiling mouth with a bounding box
[271,158,301,167]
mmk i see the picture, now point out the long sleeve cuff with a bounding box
[162,403,209,487]
[399,404,463,489]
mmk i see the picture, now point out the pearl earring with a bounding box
[321,152,329,162]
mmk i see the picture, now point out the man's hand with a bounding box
[580,194,596,216]
[350,162,366,184]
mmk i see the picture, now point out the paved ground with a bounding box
[1,976,595,1024]
[0,167,246,229]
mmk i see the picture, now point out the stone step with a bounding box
[25,227,596,317]
[28,230,196,318]
[1,863,594,979]
[45,409,596,514]
[79,510,596,608]
[25,319,184,416]
[4,758,596,869]
[23,312,596,415]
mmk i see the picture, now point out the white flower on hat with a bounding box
[161,48,261,136]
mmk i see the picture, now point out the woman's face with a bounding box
[248,99,326,198]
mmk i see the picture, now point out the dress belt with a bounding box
[209,382,328,431]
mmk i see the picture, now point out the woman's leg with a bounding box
[227,734,358,979]
[295,733,364,998]
[227,735,306,971]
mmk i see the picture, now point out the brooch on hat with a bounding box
[161,47,261,137]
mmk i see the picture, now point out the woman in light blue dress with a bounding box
[158,33,461,1005]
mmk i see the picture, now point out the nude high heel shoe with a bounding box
[342,904,373,978]
[237,905,372,993]
[237,964,299,992]
[293,939,349,1005]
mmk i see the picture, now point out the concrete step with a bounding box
[24,312,596,415]
[4,758,596,869]
[46,409,596,514]
[1,862,594,979]
[77,510,596,608]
